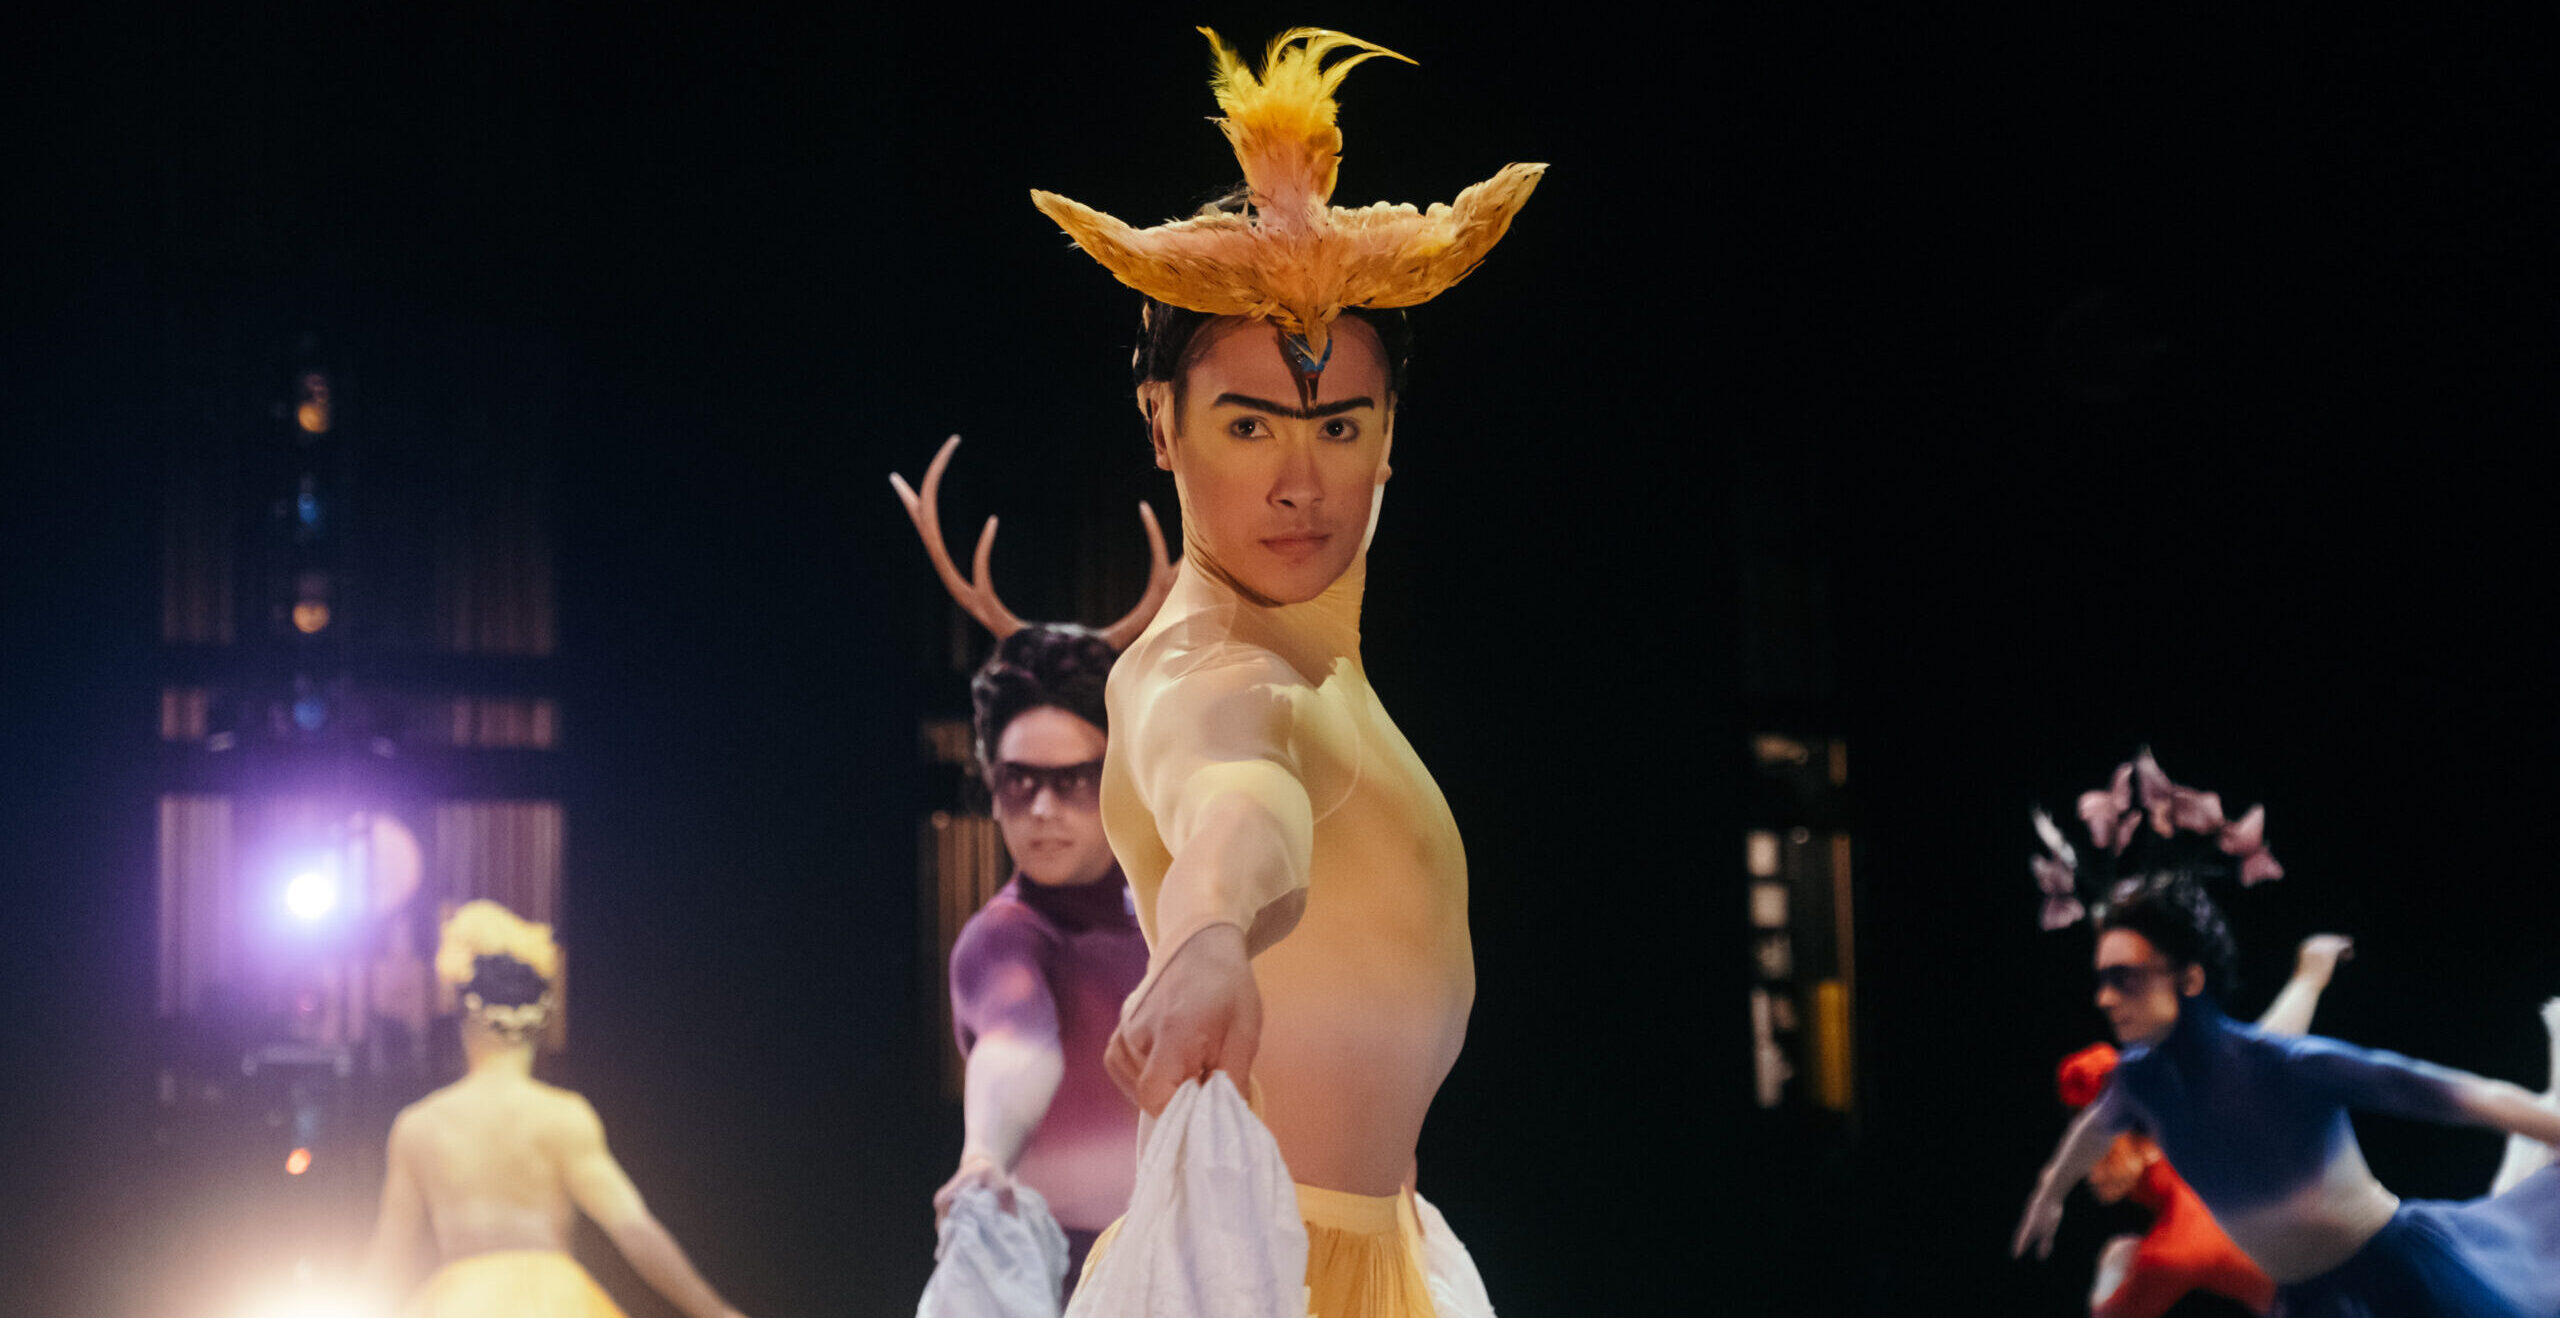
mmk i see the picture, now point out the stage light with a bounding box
[292,601,331,634]
[285,1146,312,1175]
[283,869,338,923]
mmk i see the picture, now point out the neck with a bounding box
[461,1025,536,1077]
[1013,864,1132,927]
[1176,518,1367,664]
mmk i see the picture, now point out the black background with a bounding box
[5,6,2555,1315]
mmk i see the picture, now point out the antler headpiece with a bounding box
[2029,746,2285,931]
[890,435,1176,651]
[1030,27,1545,401]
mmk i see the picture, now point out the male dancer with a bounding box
[893,437,1170,1295]
[1028,26,1541,1312]
[2060,933,2352,1318]
[357,901,749,1318]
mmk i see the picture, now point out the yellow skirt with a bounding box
[403,1250,628,1318]
[1082,1183,1438,1318]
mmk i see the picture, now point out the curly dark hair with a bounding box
[969,624,1117,773]
[2094,872,2240,998]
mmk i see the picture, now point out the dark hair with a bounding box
[465,952,549,1009]
[1130,187,1414,414]
[2094,873,2239,998]
[969,624,1116,773]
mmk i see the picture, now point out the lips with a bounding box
[1260,531,1332,560]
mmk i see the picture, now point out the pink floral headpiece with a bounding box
[2031,746,2284,931]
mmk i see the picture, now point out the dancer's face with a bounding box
[1147,318,1394,605]
[2094,929,2200,1047]
[989,706,1117,887]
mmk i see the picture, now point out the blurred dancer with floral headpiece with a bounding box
[1029,25,1541,1315]
[356,900,750,1318]
[2014,750,2560,1318]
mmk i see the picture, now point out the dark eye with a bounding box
[1228,416,1270,439]
[1320,417,1360,442]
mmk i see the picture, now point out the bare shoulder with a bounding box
[384,1098,433,1156]
[527,1082,606,1145]
[391,1080,468,1137]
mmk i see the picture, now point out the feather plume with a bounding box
[1031,27,1544,363]
[1204,27,1411,221]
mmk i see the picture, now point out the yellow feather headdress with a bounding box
[435,899,561,988]
[1030,27,1544,376]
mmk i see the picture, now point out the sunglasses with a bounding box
[989,759,1104,814]
[2094,962,2172,995]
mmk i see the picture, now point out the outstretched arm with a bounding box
[2450,1074,2560,1148]
[558,1097,747,1318]
[1106,655,1314,1115]
[2295,1033,2560,1148]
[2014,1086,2130,1260]
[936,1029,1066,1219]
[356,1114,429,1304]
[2491,999,2560,1196]
[2255,933,2353,1037]
[938,916,1068,1218]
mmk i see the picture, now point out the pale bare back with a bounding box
[388,1072,610,1259]
[360,1034,745,1318]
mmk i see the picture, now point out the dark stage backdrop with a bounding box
[4,7,2552,1317]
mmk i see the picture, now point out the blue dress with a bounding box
[2111,996,2560,1318]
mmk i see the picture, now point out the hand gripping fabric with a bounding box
[1065,1073,1311,1318]
[918,1183,1072,1318]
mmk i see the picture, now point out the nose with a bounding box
[1028,784,1060,817]
[1269,436,1324,510]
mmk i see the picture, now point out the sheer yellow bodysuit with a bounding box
[1101,527,1472,1202]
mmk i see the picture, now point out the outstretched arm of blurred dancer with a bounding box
[1107,657,1314,1115]
[936,1029,1065,1219]
[356,1114,430,1303]
[2254,933,2353,1037]
[2447,1073,2560,1147]
[2491,999,2560,1196]
[941,913,1073,1218]
[558,1096,749,1318]
[2016,1087,2131,1260]
[2291,1032,2560,1149]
